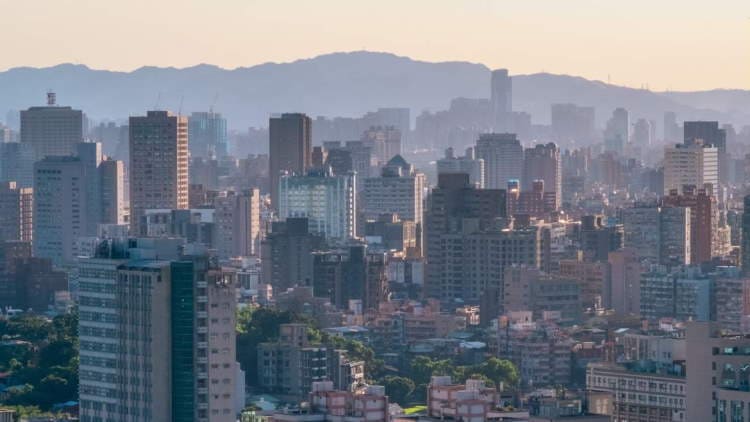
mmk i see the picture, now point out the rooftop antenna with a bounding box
[154,92,161,110]
[178,95,184,116]
[46,90,56,106]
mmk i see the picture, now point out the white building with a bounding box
[663,142,718,195]
[279,169,356,240]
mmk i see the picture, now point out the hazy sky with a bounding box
[2,0,748,91]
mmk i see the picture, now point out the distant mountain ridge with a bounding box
[0,51,747,131]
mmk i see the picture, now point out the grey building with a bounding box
[269,113,312,211]
[129,111,189,235]
[20,92,84,161]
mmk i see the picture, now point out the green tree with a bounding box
[235,307,302,385]
[382,376,415,406]
[476,357,519,388]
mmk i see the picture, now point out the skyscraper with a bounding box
[474,133,523,189]
[33,156,87,266]
[491,69,512,132]
[269,113,312,211]
[79,240,240,422]
[523,143,562,209]
[278,168,356,240]
[663,142,718,195]
[129,111,189,235]
[188,111,228,158]
[604,108,629,154]
[20,92,84,162]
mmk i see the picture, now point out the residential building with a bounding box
[503,265,582,323]
[424,173,507,301]
[685,322,750,422]
[662,185,715,264]
[258,324,365,401]
[79,239,239,422]
[586,362,686,422]
[214,189,261,258]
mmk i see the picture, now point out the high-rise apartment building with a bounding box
[269,113,312,211]
[662,185,715,265]
[20,92,84,161]
[278,168,356,240]
[604,108,629,154]
[663,142,718,195]
[214,189,261,258]
[474,133,523,189]
[491,69,512,132]
[129,111,189,235]
[0,182,33,243]
[79,240,239,422]
[189,111,228,158]
[425,174,529,303]
[523,142,562,209]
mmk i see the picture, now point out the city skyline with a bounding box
[1,0,749,91]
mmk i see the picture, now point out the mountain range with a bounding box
[0,51,747,132]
